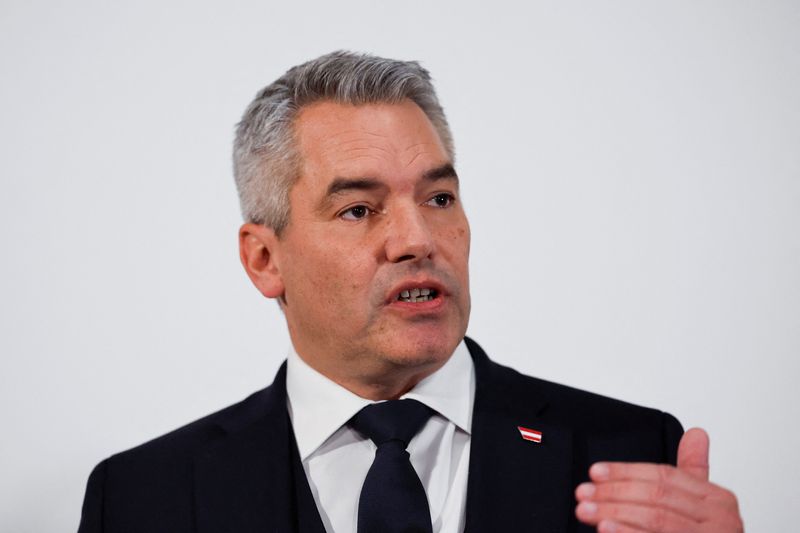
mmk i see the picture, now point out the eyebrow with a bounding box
[318,163,459,212]
[325,177,385,198]
[422,163,459,183]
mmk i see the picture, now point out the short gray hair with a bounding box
[232,51,455,235]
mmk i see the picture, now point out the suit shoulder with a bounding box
[104,384,274,471]
[78,377,285,531]
[469,344,683,464]
[501,358,674,426]
[466,338,681,435]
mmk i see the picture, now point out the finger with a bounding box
[575,480,709,522]
[677,427,710,481]
[589,462,709,497]
[575,500,697,533]
[597,519,650,533]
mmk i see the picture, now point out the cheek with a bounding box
[290,245,369,300]
[441,222,471,261]
[458,225,470,251]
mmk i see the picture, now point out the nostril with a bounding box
[396,254,416,262]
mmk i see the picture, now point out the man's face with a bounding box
[273,99,470,393]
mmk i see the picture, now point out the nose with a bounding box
[384,205,435,263]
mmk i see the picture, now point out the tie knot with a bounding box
[349,399,433,447]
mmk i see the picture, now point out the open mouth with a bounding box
[396,288,438,303]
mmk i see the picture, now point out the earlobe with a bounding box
[239,223,285,299]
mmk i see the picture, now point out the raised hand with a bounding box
[575,428,744,532]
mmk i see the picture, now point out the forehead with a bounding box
[293,99,449,184]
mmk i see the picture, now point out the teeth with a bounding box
[397,288,437,303]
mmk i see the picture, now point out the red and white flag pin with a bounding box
[517,426,543,443]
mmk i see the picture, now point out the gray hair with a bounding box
[232,51,455,235]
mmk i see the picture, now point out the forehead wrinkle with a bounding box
[316,135,396,165]
[402,143,442,169]
[340,145,394,158]
[319,128,391,149]
[403,141,437,152]
[326,151,394,175]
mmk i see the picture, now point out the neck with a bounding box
[294,350,447,401]
[335,367,441,401]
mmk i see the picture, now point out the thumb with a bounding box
[677,427,710,480]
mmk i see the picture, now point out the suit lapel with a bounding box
[193,364,296,533]
[464,338,574,533]
[191,341,574,532]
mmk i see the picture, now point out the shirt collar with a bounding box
[286,340,475,461]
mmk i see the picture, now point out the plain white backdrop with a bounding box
[1,1,798,531]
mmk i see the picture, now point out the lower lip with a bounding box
[388,294,446,313]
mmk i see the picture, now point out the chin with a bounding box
[379,333,459,369]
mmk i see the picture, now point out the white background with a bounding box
[1,1,798,531]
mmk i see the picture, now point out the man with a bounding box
[78,51,743,532]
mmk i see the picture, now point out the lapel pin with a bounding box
[517,426,543,443]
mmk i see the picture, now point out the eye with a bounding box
[339,204,372,221]
[425,193,455,208]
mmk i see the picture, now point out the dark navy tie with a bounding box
[348,399,434,533]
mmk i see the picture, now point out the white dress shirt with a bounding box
[286,341,475,533]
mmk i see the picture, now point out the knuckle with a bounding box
[646,508,668,531]
[657,464,672,483]
[650,480,668,503]
[721,515,745,533]
[607,481,622,499]
[712,486,740,509]
[725,489,740,509]
[606,503,624,520]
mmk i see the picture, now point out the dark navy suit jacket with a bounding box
[78,337,683,532]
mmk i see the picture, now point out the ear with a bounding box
[239,223,285,299]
